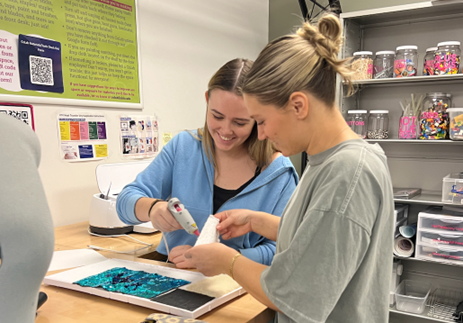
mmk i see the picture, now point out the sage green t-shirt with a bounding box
[261,140,394,323]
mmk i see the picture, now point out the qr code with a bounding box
[30,55,54,86]
[0,110,30,125]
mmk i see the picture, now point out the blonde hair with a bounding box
[197,58,275,170]
[242,14,354,108]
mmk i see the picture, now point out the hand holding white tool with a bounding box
[167,198,200,236]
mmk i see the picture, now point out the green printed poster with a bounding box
[0,0,140,106]
[88,121,98,139]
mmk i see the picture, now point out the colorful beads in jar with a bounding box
[448,108,463,140]
[434,41,461,75]
[373,51,395,79]
[423,47,436,76]
[367,110,389,139]
[346,110,367,139]
[419,92,451,140]
[352,51,373,80]
[394,45,418,77]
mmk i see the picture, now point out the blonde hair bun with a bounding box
[296,15,342,58]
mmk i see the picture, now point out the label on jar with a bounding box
[434,52,460,75]
[399,116,417,139]
[423,59,434,75]
[347,120,365,127]
[394,59,417,77]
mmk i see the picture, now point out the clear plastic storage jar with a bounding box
[419,92,451,140]
[373,51,395,79]
[423,47,437,75]
[394,45,418,77]
[434,41,461,75]
[367,110,389,139]
[448,108,463,140]
[346,110,367,138]
[352,51,373,80]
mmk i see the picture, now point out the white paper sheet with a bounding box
[48,249,107,272]
[194,215,220,246]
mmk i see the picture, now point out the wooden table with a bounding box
[37,222,274,323]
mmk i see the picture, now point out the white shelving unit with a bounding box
[340,2,463,323]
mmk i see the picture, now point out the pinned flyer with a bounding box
[57,112,108,162]
[120,115,158,158]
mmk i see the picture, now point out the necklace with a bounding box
[328,126,350,148]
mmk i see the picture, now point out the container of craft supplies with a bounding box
[434,41,461,75]
[367,110,389,139]
[352,51,373,80]
[398,94,424,139]
[373,51,395,79]
[419,92,451,140]
[346,110,367,138]
[423,47,437,76]
[448,108,463,140]
[394,45,418,78]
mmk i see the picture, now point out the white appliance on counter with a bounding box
[89,160,157,235]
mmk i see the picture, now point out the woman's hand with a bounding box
[215,209,254,240]
[149,201,183,232]
[184,243,237,276]
[169,245,195,269]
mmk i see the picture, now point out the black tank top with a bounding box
[212,167,261,214]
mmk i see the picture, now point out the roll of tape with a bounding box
[393,236,414,257]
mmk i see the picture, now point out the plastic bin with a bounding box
[416,244,463,264]
[418,210,463,232]
[442,173,463,205]
[395,280,431,314]
[419,230,463,247]
[448,108,463,140]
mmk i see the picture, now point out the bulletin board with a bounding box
[0,0,142,109]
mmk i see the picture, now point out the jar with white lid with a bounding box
[346,110,367,138]
[434,41,461,75]
[423,47,437,76]
[352,51,373,80]
[419,92,451,140]
[394,45,418,77]
[367,110,389,139]
[373,51,395,79]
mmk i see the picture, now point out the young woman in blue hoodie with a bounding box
[116,58,298,268]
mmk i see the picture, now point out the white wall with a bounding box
[35,0,269,227]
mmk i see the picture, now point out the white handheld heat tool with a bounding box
[167,198,200,237]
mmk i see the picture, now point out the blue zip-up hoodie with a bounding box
[117,130,298,265]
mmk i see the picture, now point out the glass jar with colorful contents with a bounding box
[423,47,437,76]
[346,110,367,138]
[373,51,395,79]
[394,45,418,78]
[434,41,461,75]
[419,92,451,140]
[352,51,373,80]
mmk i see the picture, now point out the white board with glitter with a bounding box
[44,259,245,318]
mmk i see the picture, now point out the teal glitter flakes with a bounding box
[74,267,190,299]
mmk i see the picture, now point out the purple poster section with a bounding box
[97,122,107,140]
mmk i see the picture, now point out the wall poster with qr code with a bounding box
[58,112,109,162]
[0,103,34,130]
[0,0,141,109]
[120,115,158,158]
